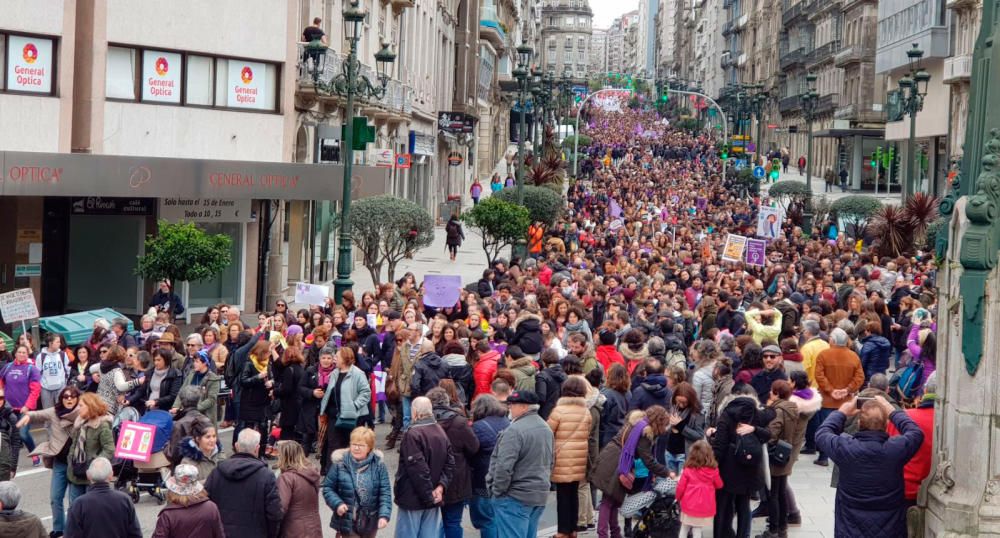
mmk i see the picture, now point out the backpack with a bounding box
[665,349,687,370]
[732,433,764,467]
[891,359,924,402]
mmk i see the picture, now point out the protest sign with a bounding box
[757,205,782,240]
[423,275,462,307]
[722,234,748,263]
[294,282,329,306]
[115,421,156,462]
[0,288,38,323]
[745,239,767,267]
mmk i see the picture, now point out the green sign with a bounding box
[14,264,41,277]
[341,117,377,151]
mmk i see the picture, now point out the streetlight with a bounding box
[801,73,819,234]
[898,43,930,200]
[510,43,533,259]
[308,0,396,302]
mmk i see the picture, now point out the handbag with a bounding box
[353,507,378,535]
[384,373,400,405]
[618,470,636,490]
[769,439,793,466]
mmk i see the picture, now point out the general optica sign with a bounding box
[142,50,182,103]
[0,151,390,201]
[228,60,268,110]
[7,36,53,93]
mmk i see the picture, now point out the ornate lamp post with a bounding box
[801,73,819,234]
[511,43,533,259]
[307,0,396,302]
[898,43,930,200]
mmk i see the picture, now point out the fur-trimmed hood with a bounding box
[330,448,385,465]
[716,393,761,423]
[790,389,823,417]
[619,341,649,364]
[512,310,544,330]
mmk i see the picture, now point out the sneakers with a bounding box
[31,456,41,467]
[787,512,802,526]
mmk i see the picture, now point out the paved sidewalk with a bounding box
[759,167,900,206]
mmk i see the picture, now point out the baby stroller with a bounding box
[113,408,173,504]
[620,476,681,538]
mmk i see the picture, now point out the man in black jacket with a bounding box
[205,429,283,538]
[750,345,789,402]
[65,458,141,538]
[628,358,671,411]
[535,349,567,419]
[395,396,456,536]
[0,391,21,481]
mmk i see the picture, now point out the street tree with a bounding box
[461,197,530,265]
[830,195,882,240]
[350,194,434,288]
[136,220,233,300]
[494,185,563,226]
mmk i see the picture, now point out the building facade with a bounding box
[589,27,608,75]
[655,0,679,78]
[943,0,982,163]
[692,0,727,100]
[636,0,658,78]
[540,0,593,80]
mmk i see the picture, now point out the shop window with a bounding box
[106,46,137,100]
[2,32,56,95]
[188,222,243,308]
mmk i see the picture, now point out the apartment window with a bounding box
[566,37,573,50]
[0,32,57,95]
[566,16,574,26]
[107,44,279,112]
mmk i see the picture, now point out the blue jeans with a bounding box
[68,482,87,504]
[18,421,35,452]
[469,495,497,538]
[395,507,441,538]
[51,460,70,532]
[494,496,545,538]
[440,501,466,538]
[402,396,413,431]
[814,408,835,461]
[665,452,686,475]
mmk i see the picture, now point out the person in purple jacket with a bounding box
[0,345,42,465]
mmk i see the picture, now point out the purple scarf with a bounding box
[617,418,650,475]
[793,388,814,401]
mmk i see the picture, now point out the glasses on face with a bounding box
[763,354,780,359]
[277,304,287,308]
[99,349,109,354]
[350,443,367,449]
[186,344,199,348]
[62,395,78,401]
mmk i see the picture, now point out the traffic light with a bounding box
[872,147,882,168]
[721,144,729,160]
[770,158,781,180]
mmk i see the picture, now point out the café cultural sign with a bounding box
[7,36,53,93]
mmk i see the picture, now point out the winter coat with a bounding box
[477,278,494,298]
[750,368,789,402]
[471,415,510,493]
[816,410,923,538]
[178,437,225,482]
[547,396,592,483]
[887,403,935,500]
[620,341,649,376]
[319,365,371,421]
[859,335,892,383]
[535,365,566,420]
[151,496,225,538]
[434,405,480,504]
[410,352,448,397]
[710,395,772,496]
[628,373,670,411]
[175,369,222,425]
[273,362,304,430]
[95,365,140,416]
[510,312,544,355]
[445,219,465,246]
[23,405,78,463]
[297,365,322,437]
[657,408,707,458]
[0,509,47,538]
[442,353,474,406]
[473,350,501,397]
[166,408,210,466]
[132,367,182,413]
[598,387,627,448]
[508,357,538,392]
[205,453,284,538]
[595,345,625,373]
[237,360,274,423]
[691,364,716,415]
[487,408,554,506]
[766,398,805,476]
[676,466,723,518]
[394,417,456,510]
[709,377,736,426]
[64,483,142,538]
[277,466,323,538]
[322,449,392,533]
[67,414,115,485]
[815,346,865,408]
[592,415,670,504]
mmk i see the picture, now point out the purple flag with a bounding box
[745,239,767,267]
[610,198,623,218]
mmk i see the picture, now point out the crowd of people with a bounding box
[0,98,941,538]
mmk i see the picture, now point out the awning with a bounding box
[0,151,389,201]
[812,127,885,139]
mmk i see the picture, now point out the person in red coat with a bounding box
[595,329,625,373]
[473,341,501,397]
[887,373,936,503]
[676,440,723,537]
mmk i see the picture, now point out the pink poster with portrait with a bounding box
[115,421,155,462]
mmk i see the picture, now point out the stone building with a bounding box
[692,0,728,100]
[636,0,659,78]
[803,0,845,179]
[943,0,982,164]
[540,0,593,80]
[590,27,609,75]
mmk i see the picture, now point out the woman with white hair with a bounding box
[152,464,226,537]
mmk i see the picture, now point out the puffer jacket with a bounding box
[710,395,773,495]
[473,350,501,397]
[508,357,538,392]
[619,341,649,376]
[178,436,225,482]
[766,398,805,476]
[598,387,627,448]
[470,415,510,493]
[547,396,593,483]
[67,414,115,485]
[859,334,893,383]
[441,353,474,406]
[410,352,448,397]
[510,312,544,355]
[434,404,480,504]
[277,466,323,538]
[535,365,567,420]
[595,345,625,372]
[321,449,392,534]
[628,374,670,411]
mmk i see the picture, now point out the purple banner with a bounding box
[610,198,623,218]
[696,197,707,210]
[745,239,767,267]
[422,275,462,307]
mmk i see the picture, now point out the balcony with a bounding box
[947,0,978,9]
[391,0,415,9]
[943,54,973,84]
[479,17,507,51]
[295,44,412,117]
[782,2,803,25]
[813,93,840,115]
[807,40,841,68]
[779,95,802,113]
[735,13,749,30]
[834,45,872,67]
[722,20,734,35]
[720,52,733,68]
[834,103,886,123]
[779,47,806,70]
[737,53,747,66]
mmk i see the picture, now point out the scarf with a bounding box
[617,417,649,476]
[318,364,335,387]
[250,353,268,374]
[792,388,815,401]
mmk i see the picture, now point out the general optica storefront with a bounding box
[0,151,389,318]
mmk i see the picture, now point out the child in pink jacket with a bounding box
[675,440,724,537]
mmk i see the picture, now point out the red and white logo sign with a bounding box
[22,43,38,64]
[7,36,52,93]
[154,57,169,76]
[228,60,268,109]
[142,50,181,103]
[241,66,253,84]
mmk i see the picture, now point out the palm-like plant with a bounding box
[871,205,912,257]
[902,192,939,248]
